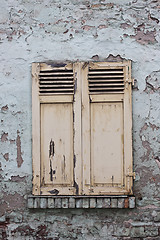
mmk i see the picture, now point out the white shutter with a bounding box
[82,61,133,195]
[32,63,79,195]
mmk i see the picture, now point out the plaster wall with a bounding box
[0,0,160,239]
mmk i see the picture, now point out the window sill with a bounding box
[27,195,135,209]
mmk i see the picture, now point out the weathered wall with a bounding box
[0,0,160,239]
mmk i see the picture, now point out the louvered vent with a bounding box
[39,69,74,95]
[88,68,124,94]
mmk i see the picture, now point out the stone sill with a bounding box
[28,195,135,209]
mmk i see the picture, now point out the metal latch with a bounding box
[126,172,136,179]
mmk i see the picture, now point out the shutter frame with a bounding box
[32,63,41,195]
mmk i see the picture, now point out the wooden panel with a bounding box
[40,95,73,103]
[73,63,82,195]
[91,102,124,186]
[81,62,90,195]
[32,63,41,195]
[83,61,133,195]
[40,102,74,194]
[89,61,129,69]
[40,62,73,71]
[123,62,133,194]
[90,94,124,102]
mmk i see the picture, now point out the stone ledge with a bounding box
[27,196,135,209]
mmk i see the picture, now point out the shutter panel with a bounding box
[32,62,80,195]
[82,61,133,195]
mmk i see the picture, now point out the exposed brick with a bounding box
[124,198,129,208]
[111,198,118,208]
[82,198,89,208]
[34,198,40,208]
[40,198,47,209]
[90,198,96,208]
[55,198,62,208]
[96,198,103,208]
[129,197,135,208]
[62,198,68,208]
[130,227,146,238]
[28,198,34,208]
[69,197,75,208]
[103,198,110,208]
[76,198,83,208]
[145,226,159,237]
[48,198,55,208]
[118,198,124,208]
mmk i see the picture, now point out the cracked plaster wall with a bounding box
[0,0,160,239]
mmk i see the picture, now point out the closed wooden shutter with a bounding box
[32,62,82,195]
[32,61,133,196]
[82,62,133,195]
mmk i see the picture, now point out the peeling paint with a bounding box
[10,175,26,182]
[1,105,8,111]
[1,132,8,142]
[133,28,157,45]
[16,131,23,168]
[124,24,157,45]
[74,180,79,195]
[3,153,9,161]
[145,70,160,93]
[105,54,126,62]
[0,0,160,238]
[48,189,59,195]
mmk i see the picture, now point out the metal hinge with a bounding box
[126,78,134,85]
[126,172,136,179]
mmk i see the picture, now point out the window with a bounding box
[32,61,134,196]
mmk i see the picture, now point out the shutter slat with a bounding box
[40,76,73,79]
[89,71,123,74]
[88,67,124,94]
[89,75,124,79]
[89,79,123,83]
[39,69,74,95]
[39,72,73,76]
[89,91,124,95]
[89,88,124,91]
[40,84,74,88]
[40,81,73,84]
[89,83,124,87]
[40,89,74,92]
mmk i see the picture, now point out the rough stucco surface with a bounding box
[0,0,160,239]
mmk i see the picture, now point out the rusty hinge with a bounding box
[126,172,135,179]
[125,77,134,85]
[131,78,134,86]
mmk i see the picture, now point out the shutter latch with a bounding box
[126,172,135,179]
